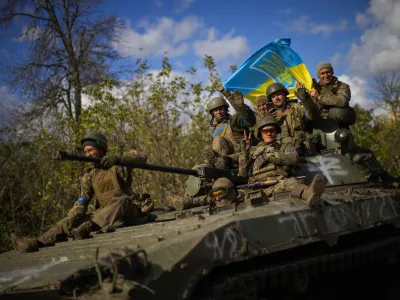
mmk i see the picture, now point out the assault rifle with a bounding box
[53,151,248,197]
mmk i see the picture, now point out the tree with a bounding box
[372,72,400,121]
[0,0,122,124]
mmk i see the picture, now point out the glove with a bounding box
[231,90,244,107]
[295,81,307,100]
[141,199,154,214]
[100,154,121,169]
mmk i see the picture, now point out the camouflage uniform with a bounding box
[239,116,326,206]
[13,132,149,253]
[203,93,256,169]
[316,76,351,118]
[312,62,356,129]
[210,97,256,155]
[267,83,320,155]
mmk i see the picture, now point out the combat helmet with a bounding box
[257,115,282,136]
[266,83,289,101]
[206,97,229,114]
[208,177,236,206]
[256,95,268,106]
[80,131,108,153]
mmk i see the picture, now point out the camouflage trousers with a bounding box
[37,195,142,246]
[248,177,304,198]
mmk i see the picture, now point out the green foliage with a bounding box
[351,105,400,177]
[0,55,215,253]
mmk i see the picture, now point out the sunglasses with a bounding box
[208,187,233,198]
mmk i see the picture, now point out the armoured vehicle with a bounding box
[1,126,400,300]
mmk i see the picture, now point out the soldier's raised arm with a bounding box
[220,87,257,128]
[295,81,321,120]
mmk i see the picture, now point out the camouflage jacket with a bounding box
[212,104,256,145]
[275,90,320,139]
[239,140,299,181]
[272,94,320,151]
[317,76,351,117]
[69,150,147,216]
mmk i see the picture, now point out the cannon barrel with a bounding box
[53,151,198,177]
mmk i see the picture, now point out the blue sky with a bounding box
[99,0,369,80]
[1,0,400,114]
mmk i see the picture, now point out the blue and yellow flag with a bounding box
[223,38,313,103]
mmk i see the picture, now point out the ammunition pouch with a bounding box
[251,163,288,181]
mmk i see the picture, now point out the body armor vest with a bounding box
[212,117,242,144]
[250,142,290,180]
[90,167,127,208]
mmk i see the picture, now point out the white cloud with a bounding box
[14,26,43,41]
[0,86,24,128]
[193,28,249,60]
[347,0,400,74]
[337,74,375,110]
[175,0,197,13]
[114,17,202,58]
[331,52,343,68]
[114,17,249,62]
[283,16,347,37]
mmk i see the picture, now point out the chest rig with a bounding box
[90,167,127,208]
[212,117,243,144]
[250,142,290,182]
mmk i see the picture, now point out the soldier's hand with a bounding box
[295,81,305,89]
[100,154,121,169]
[141,198,154,214]
[310,89,320,99]
[232,90,244,106]
[295,82,307,100]
[241,131,252,152]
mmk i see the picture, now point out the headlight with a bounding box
[334,129,350,143]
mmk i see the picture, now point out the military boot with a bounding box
[11,233,40,253]
[71,221,94,240]
[203,145,218,167]
[291,175,326,207]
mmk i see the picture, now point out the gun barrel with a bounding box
[53,151,198,177]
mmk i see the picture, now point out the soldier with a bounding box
[266,82,320,155]
[208,177,245,208]
[310,62,356,128]
[256,95,269,117]
[202,90,256,169]
[239,116,326,208]
[12,131,152,253]
[165,177,245,211]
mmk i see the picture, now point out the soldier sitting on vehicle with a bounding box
[309,62,356,130]
[202,89,256,169]
[265,82,320,156]
[12,131,153,253]
[239,115,326,208]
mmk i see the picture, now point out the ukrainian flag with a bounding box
[223,38,313,103]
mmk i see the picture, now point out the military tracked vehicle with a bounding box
[1,126,400,300]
